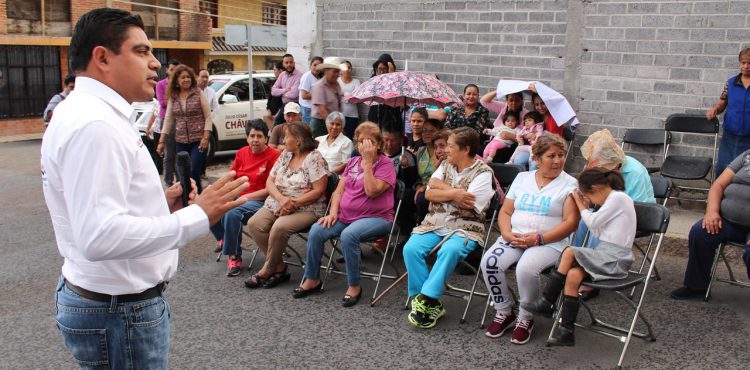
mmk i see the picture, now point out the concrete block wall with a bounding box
[319,0,750,170]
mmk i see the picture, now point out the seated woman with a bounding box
[446,84,490,138]
[209,119,280,276]
[671,149,750,299]
[406,107,427,152]
[525,168,636,346]
[414,119,444,222]
[315,111,353,174]
[244,122,329,289]
[294,122,396,307]
[573,129,655,248]
[403,127,494,329]
[480,134,580,344]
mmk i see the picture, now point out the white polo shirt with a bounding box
[41,77,209,295]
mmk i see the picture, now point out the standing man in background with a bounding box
[198,68,218,178]
[156,58,181,186]
[42,8,249,368]
[43,74,76,126]
[298,56,323,124]
[270,54,302,126]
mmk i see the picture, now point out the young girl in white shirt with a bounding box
[525,167,636,347]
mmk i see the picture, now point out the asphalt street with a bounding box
[1,139,748,369]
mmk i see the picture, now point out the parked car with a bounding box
[133,99,161,173]
[207,71,276,160]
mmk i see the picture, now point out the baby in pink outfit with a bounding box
[508,111,544,165]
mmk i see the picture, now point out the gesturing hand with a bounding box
[194,171,250,226]
[359,138,378,170]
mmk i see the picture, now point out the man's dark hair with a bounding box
[69,8,145,72]
[167,59,181,67]
[63,74,76,85]
[381,121,404,137]
[310,56,323,65]
[245,118,269,137]
[282,53,293,59]
[274,61,283,70]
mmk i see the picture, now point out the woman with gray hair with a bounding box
[573,129,655,248]
[316,111,353,174]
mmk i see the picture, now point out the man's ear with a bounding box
[88,45,110,73]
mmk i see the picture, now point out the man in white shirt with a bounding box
[42,9,249,369]
[198,68,218,119]
[298,56,323,123]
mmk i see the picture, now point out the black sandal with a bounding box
[263,266,291,289]
[342,287,362,308]
[291,282,323,299]
[244,273,266,289]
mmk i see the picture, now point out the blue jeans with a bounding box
[511,151,538,170]
[209,199,264,257]
[403,231,478,299]
[55,277,170,369]
[175,142,207,193]
[683,218,750,289]
[305,217,392,286]
[301,106,312,124]
[717,131,750,176]
[572,220,601,248]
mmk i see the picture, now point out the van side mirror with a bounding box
[221,94,239,104]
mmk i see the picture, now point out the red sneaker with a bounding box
[485,311,516,338]
[213,240,223,253]
[510,319,534,344]
[370,237,387,253]
[226,256,242,277]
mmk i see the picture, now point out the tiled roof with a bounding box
[211,36,286,53]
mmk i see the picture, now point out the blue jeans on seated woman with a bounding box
[209,199,264,256]
[304,217,392,286]
[572,221,600,248]
[54,277,170,369]
[403,231,478,299]
[511,150,538,171]
[683,218,750,289]
[175,141,207,193]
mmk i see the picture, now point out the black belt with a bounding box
[64,279,166,303]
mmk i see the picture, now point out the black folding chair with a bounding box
[319,180,406,302]
[630,176,673,284]
[489,163,525,193]
[621,128,671,174]
[705,241,750,301]
[547,202,670,369]
[660,113,719,204]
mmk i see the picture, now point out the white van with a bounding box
[207,71,276,159]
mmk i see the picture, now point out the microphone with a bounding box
[176,151,192,207]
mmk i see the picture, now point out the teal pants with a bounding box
[403,231,478,299]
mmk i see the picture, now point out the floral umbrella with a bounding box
[347,71,463,109]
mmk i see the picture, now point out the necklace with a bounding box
[537,173,554,189]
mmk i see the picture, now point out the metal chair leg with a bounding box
[704,243,724,301]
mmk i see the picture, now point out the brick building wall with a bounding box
[0,1,7,34]
[179,0,212,42]
[71,0,132,28]
[320,0,750,169]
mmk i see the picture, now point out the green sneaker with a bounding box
[420,300,445,329]
[407,295,445,329]
[408,297,428,327]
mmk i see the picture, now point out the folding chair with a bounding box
[563,126,576,164]
[317,180,406,300]
[660,113,719,205]
[547,202,670,369]
[489,163,525,193]
[621,128,671,174]
[705,241,750,301]
[630,176,673,283]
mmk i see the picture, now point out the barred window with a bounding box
[262,3,287,26]
[0,46,61,119]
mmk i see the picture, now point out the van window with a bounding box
[252,78,266,100]
[224,79,249,102]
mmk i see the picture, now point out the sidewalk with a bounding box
[0,132,43,143]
